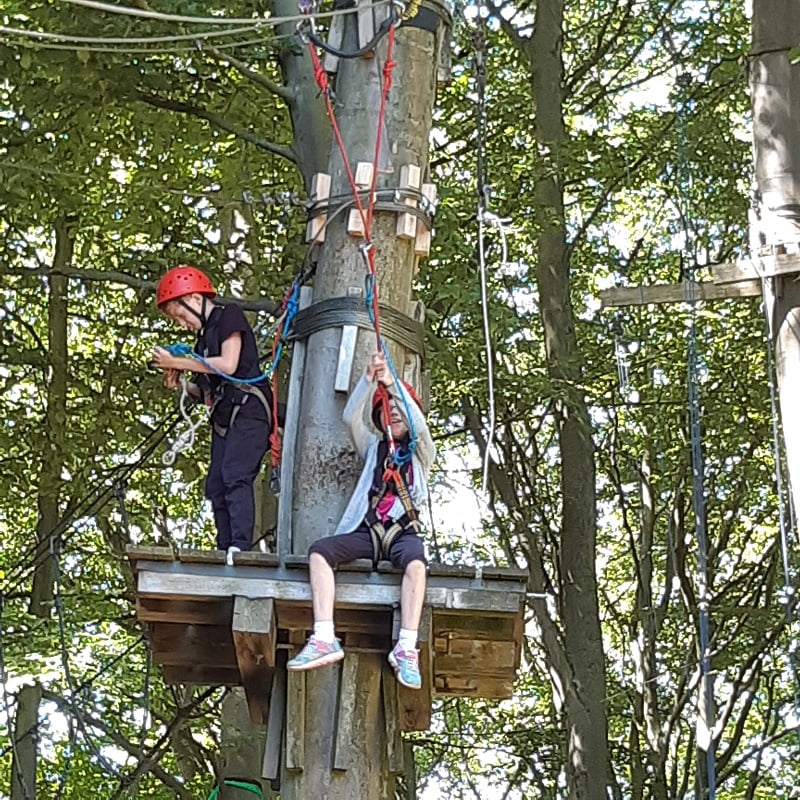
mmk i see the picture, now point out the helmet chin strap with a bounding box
[176,295,210,327]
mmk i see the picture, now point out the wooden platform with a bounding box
[128,547,528,730]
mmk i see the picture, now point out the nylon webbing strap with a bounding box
[288,296,425,358]
[207,778,263,800]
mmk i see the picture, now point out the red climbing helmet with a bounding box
[372,382,424,429]
[156,265,216,308]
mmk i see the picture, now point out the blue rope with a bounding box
[379,337,418,466]
[161,285,301,385]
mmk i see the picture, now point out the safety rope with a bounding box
[162,375,209,466]
[301,2,417,469]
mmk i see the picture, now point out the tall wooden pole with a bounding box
[279,4,449,797]
[750,0,800,521]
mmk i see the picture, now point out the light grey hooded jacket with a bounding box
[334,372,436,535]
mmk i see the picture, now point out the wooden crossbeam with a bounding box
[599,280,762,309]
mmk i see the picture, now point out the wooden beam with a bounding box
[333,654,359,771]
[599,280,763,309]
[262,652,287,782]
[161,664,241,686]
[395,607,433,732]
[285,665,305,771]
[712,252,800,284]
[137,569,524,614]
[233,597,277,724]
[136,596,233,626]
[382,668,404,774]
[150,623,235,669]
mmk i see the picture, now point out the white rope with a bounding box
[477,206,516,492]
[162,378,208,466]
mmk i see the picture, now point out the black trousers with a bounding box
[309,521,427,571]
[205,411,269,551]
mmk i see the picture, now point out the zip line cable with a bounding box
[61,0,390,27]
[473,17,498,494]
[0,23,263,45]
[676,73,717,800]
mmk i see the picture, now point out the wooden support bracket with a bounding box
[233,596,277,724]
[262,652,287,782]
[396,164,421,240]
[306,173,331,245]
[347,162,374,237]
[413,182,437,260]
[333,653,360,771]
[285,639,306,772]
[394,607,433,732]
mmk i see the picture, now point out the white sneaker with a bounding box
[226,546,241,566]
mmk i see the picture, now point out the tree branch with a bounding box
[202,42,293,102]
[1,264,279,315]
[135,90,297,165]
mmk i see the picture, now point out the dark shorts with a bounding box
[309,521,427,572]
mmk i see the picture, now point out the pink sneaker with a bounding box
[388,644,421,689]
[287,636,344,671]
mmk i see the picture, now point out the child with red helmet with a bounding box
[287,351,436,690]
[151,265,274,565]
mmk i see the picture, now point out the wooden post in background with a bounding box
[750,0,800,520]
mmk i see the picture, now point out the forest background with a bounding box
[0,0,794,798]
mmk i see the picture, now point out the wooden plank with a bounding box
[435,675,514,699]
[277,603,392,636]
[356,0,375,51]
[598,280,762,308]
[276,285,312,559]
[712,252,800,284]
[162,664,241,686]
[150,623,235,669]
[433,612,518,642]
[428,564,476,579]
[233,552,280,568]
[479,566,529,582]
[285,664,305,771]
[136,596,233,627]
[382,666,404,774]
[233,597,277,724]
[137,570,524,614]
[178,549,227,565]
[333,653,359,771]
[126,545,175,566]
[282,554,309,570]
[338,558,375,573]
[262,652,287,782]
[395,607,432,732]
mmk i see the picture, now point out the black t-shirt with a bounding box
[194,303,270,425]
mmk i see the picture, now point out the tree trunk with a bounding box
[29,217,73,617]
[11,682,41,800]
[530,1,608,796]
[275,3,448,798]
[219,689,271,799]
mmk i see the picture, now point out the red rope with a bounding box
[305,19,399,456]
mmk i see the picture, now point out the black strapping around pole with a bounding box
[288,296,426,359]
